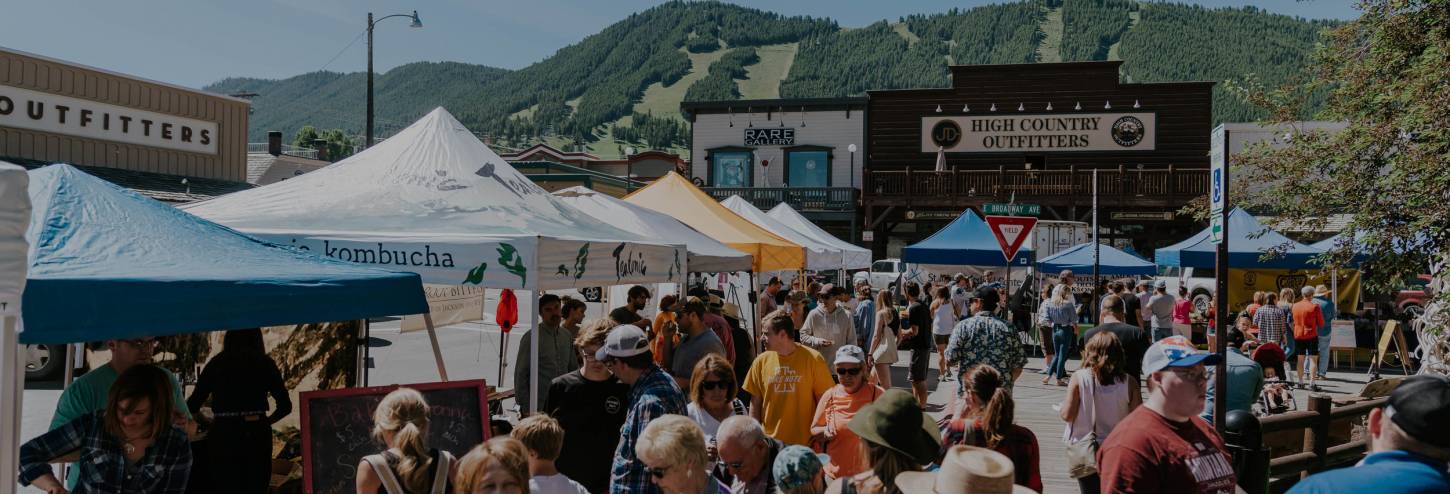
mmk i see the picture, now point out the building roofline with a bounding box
[1,45,252,104]
[682,97,868,114]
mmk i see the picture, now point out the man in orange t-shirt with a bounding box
[1291,286,1326,390]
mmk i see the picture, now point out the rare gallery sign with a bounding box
[0,84,219,155]
[744,128,795,146]
[921,113,1155,153]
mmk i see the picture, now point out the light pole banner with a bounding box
[921,113,1156,153]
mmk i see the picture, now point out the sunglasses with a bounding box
[647,465,672,478]
[835,367,863,376]
[701,380,732,391]
[1170,367,1209,382]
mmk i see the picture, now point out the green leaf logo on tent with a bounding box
[497,244,527,287]
[573,243,589,280]
[463,262,488,285]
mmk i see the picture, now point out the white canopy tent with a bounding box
[0,162,29,494]
[720,195,843,272]
[185,108,687,412]
[552,186,752,274]
[766,203,871,270]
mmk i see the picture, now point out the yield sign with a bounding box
[985,215,1039,262]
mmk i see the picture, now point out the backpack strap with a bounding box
[429,449,455,494]
[363,453,406,494]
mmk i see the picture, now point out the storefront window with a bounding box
[712,151,752,187]
[787,150,830,187]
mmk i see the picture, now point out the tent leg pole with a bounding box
[749,271,759,350]
[362,320,371,387]
[1,317,24,494]
[57,342,77,482]
[527,296,539,415]
[424,313,448,381]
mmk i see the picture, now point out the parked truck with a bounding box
[1032,220,1091,261]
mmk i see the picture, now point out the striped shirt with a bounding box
[1253,304,1289,345]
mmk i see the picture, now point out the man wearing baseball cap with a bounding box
[944,286,1026,392]
[1147,280,1177,341]
[1288,374,1450,493]
[600,325,688,494]
[1097,336,1237,493]
[801,284,854,376]
[810,345,885,479]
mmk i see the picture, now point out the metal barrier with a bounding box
[1224,395,1385,494]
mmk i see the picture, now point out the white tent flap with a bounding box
[720,196,842,271]
[553,187,751,274]
[766,203,871,270]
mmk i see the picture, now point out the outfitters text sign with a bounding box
[744,128,795,146]
[0,84,219,155]
[921,113,1155,153]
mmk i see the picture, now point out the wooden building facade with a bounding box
[864,61,1214,258]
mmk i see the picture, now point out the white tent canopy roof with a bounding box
[720,195,843,271]
[552,186,751,274]
[766,203,871,270]
[184,108,686,289]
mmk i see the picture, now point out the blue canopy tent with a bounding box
[20,164,428,345]
[903,209,1033,266]
[1155,208,1324,269]
[1039,243,1157,276]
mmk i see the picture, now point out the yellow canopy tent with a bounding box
[625,172,805,272]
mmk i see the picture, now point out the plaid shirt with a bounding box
[945,312,1026,394]
[610,365,688,494]
[1253,304,1289,345]
[20,411,192,494]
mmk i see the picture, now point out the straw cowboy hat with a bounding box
[895,446,1036,494]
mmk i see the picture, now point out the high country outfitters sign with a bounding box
[256,234,685,290]
[921,113,1155,153]
[0,84,219,155]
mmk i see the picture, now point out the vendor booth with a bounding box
[0,162,28,494]
[185,108,688,412]
[1156,208,1360,311]
[1038,243,1157,276]
[552,186,752,274]
[721,195,842,272]
[902,209,1034,288]
[766,203,872,271]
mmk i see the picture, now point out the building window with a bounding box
[784,146,832,187]
[709,149,753,187]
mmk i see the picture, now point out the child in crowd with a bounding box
[511,415,589,494]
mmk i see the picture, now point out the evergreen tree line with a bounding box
[684,47,761,101]
[1059,0,1137,61]
[610,112,691,149]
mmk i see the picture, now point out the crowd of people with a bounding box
[15,271,1450,494]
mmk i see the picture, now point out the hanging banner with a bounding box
[1224,268,1362,315]
[401,284,486,332]
[921,113,1156,153]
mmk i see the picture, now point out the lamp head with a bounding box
[410,10,423,28]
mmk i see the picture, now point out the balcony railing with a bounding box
[863,167,1208,203]
[701,187,859,212]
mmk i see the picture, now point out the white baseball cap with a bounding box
[835,345,866,365]
[595,324,651,361]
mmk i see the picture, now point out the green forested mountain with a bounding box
[206,0,1340,153]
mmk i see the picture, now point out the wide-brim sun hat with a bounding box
[846,389,941,465]
[896,446,1036,494]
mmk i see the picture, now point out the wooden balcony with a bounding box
[700,187,859,213]
[863,167,1208,207]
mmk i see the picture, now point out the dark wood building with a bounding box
[863,61,1213,258]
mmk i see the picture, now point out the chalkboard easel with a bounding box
[300,379,490,494]
[1369,320,1414,377]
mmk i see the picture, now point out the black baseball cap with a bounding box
[973,286,1000,306]
[1387,374,1450,448]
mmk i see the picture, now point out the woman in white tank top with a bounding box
[930,286,957,382]
[1059,331,1140,494]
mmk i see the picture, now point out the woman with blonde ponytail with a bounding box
[938,365,1042,492]
[356,388,458,494]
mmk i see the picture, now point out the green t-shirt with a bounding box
[49,364,191,488]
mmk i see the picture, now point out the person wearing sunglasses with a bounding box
[810,346,884,480]
[48,337,194,491]
[636,415,730,494]
[686,355,747,443]
[715,415,783,494]
[1097,336,1238,493]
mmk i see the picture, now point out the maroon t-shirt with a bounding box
[1097,406,1238,494]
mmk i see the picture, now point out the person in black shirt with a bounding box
[187,329,291,494]
[610,285,652,330]
[545,320,629,493]
[902,282,933,405]
[1119,279,1144,328]
[1082,295,1151,381]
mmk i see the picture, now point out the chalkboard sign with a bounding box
[300,380,490,494]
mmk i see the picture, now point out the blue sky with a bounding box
[1,0,1359,90]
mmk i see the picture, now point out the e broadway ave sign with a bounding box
[921,112,1156,153]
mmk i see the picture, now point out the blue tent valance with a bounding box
[1039,243,1157,276]
[903,209,1032,267]
[20,164,427,344]
[1154,208,1323,270]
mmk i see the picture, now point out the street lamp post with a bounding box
[848,143,857,189]
[367,10,422,150]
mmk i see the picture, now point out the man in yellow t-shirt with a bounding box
[744,310,834,446]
